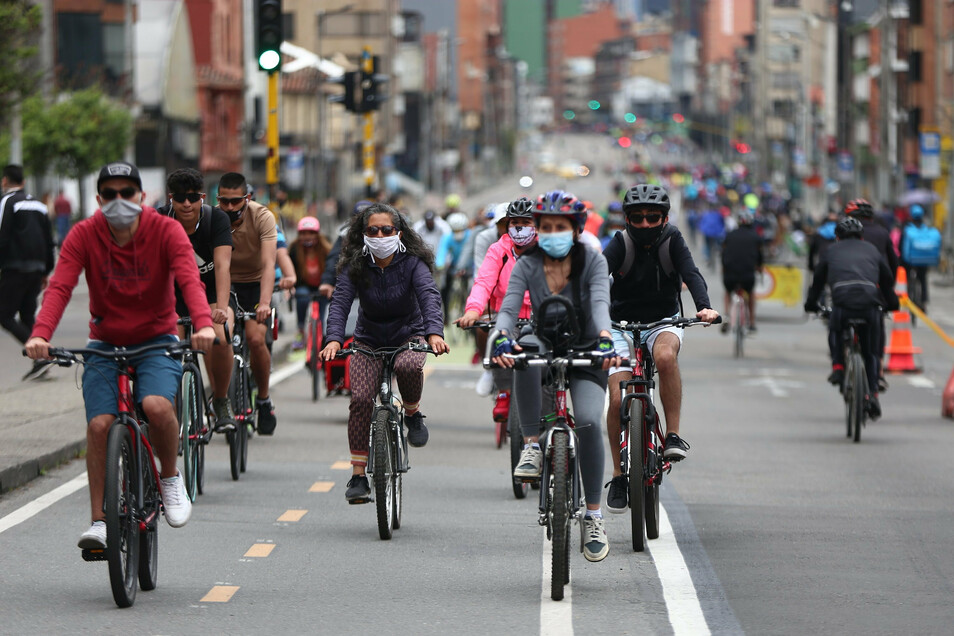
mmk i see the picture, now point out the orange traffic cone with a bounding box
[885,267,922,373]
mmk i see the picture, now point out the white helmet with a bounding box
[447,212,469,232]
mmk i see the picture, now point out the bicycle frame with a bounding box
[618,340,667,488]
[115,371,163,533]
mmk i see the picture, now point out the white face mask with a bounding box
[363,234,404,260]
[508,225,536,246]
[101,198,142,230]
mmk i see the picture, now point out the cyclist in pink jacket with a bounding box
[457,197,536,423]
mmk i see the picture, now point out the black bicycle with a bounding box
[336,341,436,540]
[613,316,719,552]
[176,317,214,500]
[819,307,869,442]
[39,340,198,607]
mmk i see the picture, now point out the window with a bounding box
[283,12,294,41]
[103,24,125,82]
[321,11,388,38]
[56,13,104,88]
[772,0,800,6]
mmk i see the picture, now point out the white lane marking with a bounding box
[0,472,88,535]
[908,376,936,389]
[271,359,305,386]
[740,377,803,398]
[540,527,573,635]
[650,504,711,635]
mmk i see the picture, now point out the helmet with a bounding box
[445,193,461,209]
[507,197,534,219]
[447,212,469,232]
[534,190,587,228]
[297,216,321,232]
[835,216,864,239]
[910,204,925,219]
[844,198,873,218]
[737,209,754,225]
[483,203,499,220]
[352,200,373,215]
[490,202,509,225]
[622,184,671,214]
[607,201,623,214]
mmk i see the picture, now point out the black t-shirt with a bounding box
[160,204,233,306]
[721,225,763,279]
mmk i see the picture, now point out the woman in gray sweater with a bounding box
[492,190,622,563]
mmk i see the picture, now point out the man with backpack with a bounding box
[900,204,940,314]
[601,184,719,513]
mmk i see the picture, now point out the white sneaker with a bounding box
[582,516,609,562]
[77,520,107,549]
[475,370,494,397]
[160,471,192,528]
[513,444,543,479]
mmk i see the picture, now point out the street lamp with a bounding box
[317,4,354,202]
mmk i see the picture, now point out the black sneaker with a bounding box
[866,395,882,420]
[257,398,276,435]
[720,322,730,335]
[212,397,236,433]
[605,475,628,513]
[827,368,844,387]
[405,412,429,447]
[747,325,757,334]
[22,360,52,381]
[663,432,690,461]
[345,474,371,504]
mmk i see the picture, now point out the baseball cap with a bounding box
[424,209,437,220]
[97,161,142,192]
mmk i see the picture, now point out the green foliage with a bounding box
[0,1,43,124]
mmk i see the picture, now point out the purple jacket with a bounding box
[325,251,444,348]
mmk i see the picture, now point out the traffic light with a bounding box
[359,56,388,112]
[328,71,358,112]
[256,0,283,72]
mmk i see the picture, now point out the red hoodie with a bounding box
[31,207,213,346]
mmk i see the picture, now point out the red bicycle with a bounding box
[304,291,324,402]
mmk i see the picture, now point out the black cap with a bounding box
[424,209,436,220]
[97,161,142,192]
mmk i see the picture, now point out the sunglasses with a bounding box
[171,192,203,203]
[627,212,663,225]
[100,187,139,201]
[365,225,398,237]
[217,196,247,206]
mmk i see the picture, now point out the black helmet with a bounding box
[507,196,534,219]
[844,198,873,218]
[622,184,670,214]
[835,216,864,239]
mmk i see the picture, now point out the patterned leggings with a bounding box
[348,339,427,467]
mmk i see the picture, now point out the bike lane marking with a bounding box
[201,585,240,602]
[277,509,308,522]
[0,472,88,535]
[540,528,574,636]
[309,481,334,492]
[649,505,711,635]
[244,543,276,558]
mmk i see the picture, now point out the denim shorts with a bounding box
[610,314,684,376]
[81,334,183,422]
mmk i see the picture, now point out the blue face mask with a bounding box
[538,230,574,258]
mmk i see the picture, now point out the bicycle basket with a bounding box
[533,295,581,356]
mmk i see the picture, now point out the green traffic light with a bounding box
[259,50,281,71]
[624,113,636,123]
[588,100,601,110]
[563,110,576,120]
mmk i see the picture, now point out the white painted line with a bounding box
[540,527,573,635]
[0,472,88,535]
[649,504,711,635]
[271,359,305,386]
[908,376,936,389]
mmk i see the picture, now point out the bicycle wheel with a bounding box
[227,359,242,481]
[850,352,865,443]
[509,402,529,499]
[628,397,647,552]
[733,297,745,358]
[392,418,403,531]
[644,422,661,540]
[550,429,571,601]
[196,440,206,495]
[179,369,199,501]
[310,316,321,402]
[138,452,159,591]
[104,423,139,608]
[240,366,251,472]
[372,409,395,540]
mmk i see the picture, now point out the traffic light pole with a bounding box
[267,70,280,188]
[361,47,375,198]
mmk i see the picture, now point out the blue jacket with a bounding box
[325,251,444,348]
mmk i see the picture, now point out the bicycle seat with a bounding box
[516,334,546,354]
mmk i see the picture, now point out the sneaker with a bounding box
[663,432,690,461]
[492,391,510,422]
[878,376,889,393]
[605,475,628,513]
[827,368,844,387]
[747,325,757,334]
[581,515,609,562]
[160,472,192,528]
[291,333,305,351]
[77,520,107,549]
[257,398,276,435]
[513,444,543,479]
[475,370,494,397]
[866,395,882,420]
[22,359,52,382]
[212,397,236,433]
[720,321,730,335]
[345,474,371,503]
[405,412,429,447]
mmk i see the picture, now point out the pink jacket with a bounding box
[465,233,532,318]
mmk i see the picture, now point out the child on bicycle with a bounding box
[289,216,332,350]
[491,190,622,563]
[25,161,215,549]
[319,202,450,504]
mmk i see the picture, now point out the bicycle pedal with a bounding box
[347,497,373,505]
[81,548,107,562]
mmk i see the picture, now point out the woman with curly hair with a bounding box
[319,202,449,503]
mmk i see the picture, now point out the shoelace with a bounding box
[584,517,605,542]
[667,435,690,450]
[162,476,183,506]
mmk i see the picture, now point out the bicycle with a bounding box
[335,341,436,540]
[819,307,869,442]
[303,291,325,402]
[176,317,215,500]
[41,339,198,608]
[729,287,748,358]
[613,316,719,552]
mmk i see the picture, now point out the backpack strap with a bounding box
[618,231,674,279]
[657,235,674,278]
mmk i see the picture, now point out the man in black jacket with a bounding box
[601,184,719,513]
[721,209,763,333]
[0,165,55,380]
[804,217,899,419]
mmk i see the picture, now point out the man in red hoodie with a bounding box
[24,161,215,550]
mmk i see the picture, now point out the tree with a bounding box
[20,88,132,217]
[0,1,42,128]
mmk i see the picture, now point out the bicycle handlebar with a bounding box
[335,341,436,359]
[25,339,206,367]
[612,315,721,333]
[458,318,532,332]
[493,349,629,370]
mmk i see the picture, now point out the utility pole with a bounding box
[878,0,891,204]
[361,47,376,198]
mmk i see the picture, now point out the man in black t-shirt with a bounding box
[721,210,763,333]
[160,168,235,431]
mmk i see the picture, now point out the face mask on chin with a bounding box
[226,202,246,224]
[101,198,142,230]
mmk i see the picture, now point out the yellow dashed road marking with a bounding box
[244,543,276,558]
[277,509,308,522]
[309,481,334,492]
[201,585,239,602]
[330,461,351,470]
